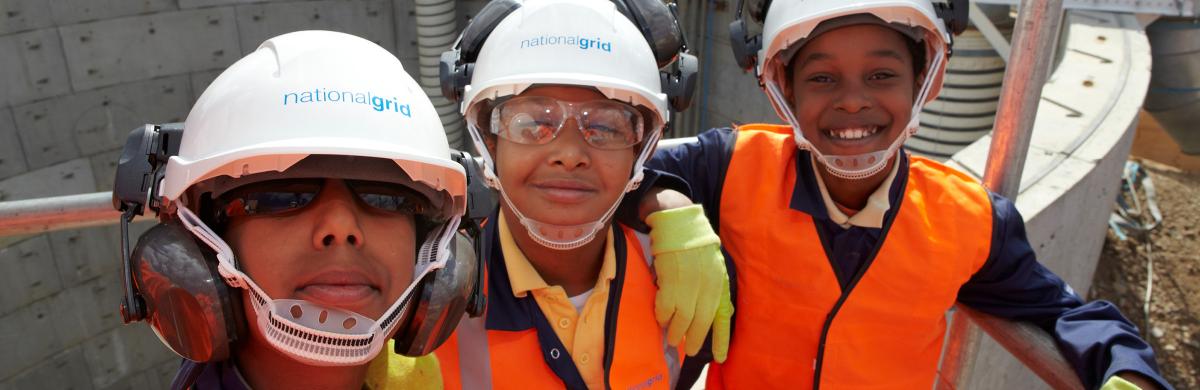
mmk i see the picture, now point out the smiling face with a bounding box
[492,86,638,227]
[223,178,416,320]
[788,23,920,158]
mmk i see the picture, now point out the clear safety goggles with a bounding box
[486,96,644,150]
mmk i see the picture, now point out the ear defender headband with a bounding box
[439,0,698,111]
[728,0,969,74]
[111,125,487,372]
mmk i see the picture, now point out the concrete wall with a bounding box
[0,0,484,387]
[671,0,775,137]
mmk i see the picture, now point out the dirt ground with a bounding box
[1090,158,1200,389]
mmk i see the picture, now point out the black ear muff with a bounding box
[392,231,482,356]
[131,221,244,363]
[615,0,685,68]
[748,0,771,23]
[933,0,968,55]
[729,0,767,72]
[934,0,969,36]
[663,52,699,111]
[440,0,522,103]
[612,0,698,112]
[113,123,185,325]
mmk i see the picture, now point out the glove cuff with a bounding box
[646,204,720,255]
[1101,376,1142,390]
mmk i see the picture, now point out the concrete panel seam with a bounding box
[52,27,76,99]
[2,106,26,176]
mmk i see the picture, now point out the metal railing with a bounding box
[939,0,1084,388]
[0,192,140,237]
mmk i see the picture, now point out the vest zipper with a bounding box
[602,225,628,390]
[810,180,907,389]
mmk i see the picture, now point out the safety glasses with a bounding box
[214,178,431,221]
[488,96,644,150]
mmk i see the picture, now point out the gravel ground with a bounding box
[1090,159,1200,389]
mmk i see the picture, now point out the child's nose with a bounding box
[545,117,592,170]
[308,179,367,249]
[834,88,873,114]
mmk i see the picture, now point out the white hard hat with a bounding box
[462,0,669,130]
[164,30,466,214]
[448,0,682,250]
[757,0,951,110]
[734,0,955,180]
[159,30,467,366]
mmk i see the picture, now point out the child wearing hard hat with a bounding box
[640,0,1171,389]
[115,31,470,389]
[433,0,732,388]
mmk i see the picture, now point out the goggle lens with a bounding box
[217,179,430,220]
[491,96,643,150]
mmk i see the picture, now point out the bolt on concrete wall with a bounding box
[0,0,485,387]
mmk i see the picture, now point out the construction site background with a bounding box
[0,0,1197,389]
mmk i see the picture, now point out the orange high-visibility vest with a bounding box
[436,222,681,390]
[708,124,993,389]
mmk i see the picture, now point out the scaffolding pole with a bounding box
[940,0,1084,388]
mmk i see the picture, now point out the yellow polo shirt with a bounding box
[498,213,616,390]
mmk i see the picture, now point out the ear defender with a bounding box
[130,221,245,362]
[614,0,683,68]
[728,0,769,72]
[114,123,245,363]
[440,0,522,103]
[933,0,969,50]
[393,151,493,356]
[391,231,482,356]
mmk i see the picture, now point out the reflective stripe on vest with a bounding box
[441,225,681,390]
[713,124,993,389]
[456,312,491,389]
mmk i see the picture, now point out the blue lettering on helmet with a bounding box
[282,88,412,117]
[520,35,612,53]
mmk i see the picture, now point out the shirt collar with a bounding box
[812,154,902,229]
[789,150,910,224]
[497,213,617,298]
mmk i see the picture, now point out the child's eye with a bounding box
[868,71,897,81]
[807,74,834,83]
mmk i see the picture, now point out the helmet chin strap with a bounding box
[466,122,660,251]
[766,49,945,181]
[174,206,458,366]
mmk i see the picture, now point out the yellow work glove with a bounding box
[646,204,733,363]
[1101,375,1143,390]
[366,340,444,389]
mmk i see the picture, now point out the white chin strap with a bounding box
[766,50,945,180]
[467,122,661,251]
[175,206,459,366]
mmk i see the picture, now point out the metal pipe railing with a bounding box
[0,192,129,237]
[942,0,1084,388]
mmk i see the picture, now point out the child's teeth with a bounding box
[833,127,875,140]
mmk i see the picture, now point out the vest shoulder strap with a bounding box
[734,123,793,135]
